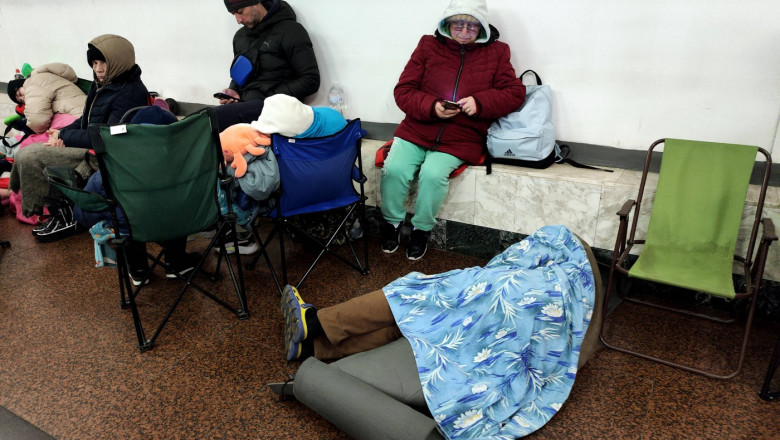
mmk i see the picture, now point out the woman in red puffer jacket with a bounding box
[380,0,526,261]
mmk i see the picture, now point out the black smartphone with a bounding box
[213,92,237,101]
[441,100,460,110]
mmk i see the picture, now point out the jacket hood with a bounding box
[435,24,499,47]
[437,0,490,43]
[247,0,295,35]
[87,34,136,85]
[30,63,79,84]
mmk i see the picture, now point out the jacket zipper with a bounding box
[433,47,467,150]
[84,87,102,129]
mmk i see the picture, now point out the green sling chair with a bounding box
[48,108,249,351]
[599,138,776,379]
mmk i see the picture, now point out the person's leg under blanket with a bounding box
[282,287,401,361]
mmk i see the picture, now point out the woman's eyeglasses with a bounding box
[449,21,480,33]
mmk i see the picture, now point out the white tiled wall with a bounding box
[361,140,780,281]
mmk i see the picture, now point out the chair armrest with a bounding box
[617,200,635,218]
[294,357,443,440]
[761,218,777,242]
[351,165,367,184]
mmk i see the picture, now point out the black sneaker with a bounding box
[380,221,402,253]
[33,205,80,243]
[165,252,203,279]
[406,228,430,261]
[32,216,53,234]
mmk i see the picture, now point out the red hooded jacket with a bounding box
[393,28,526,164]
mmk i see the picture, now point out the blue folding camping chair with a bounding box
[247,119,370,293]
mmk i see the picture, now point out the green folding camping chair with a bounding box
[49,107,248,351]
[599,138,775,379]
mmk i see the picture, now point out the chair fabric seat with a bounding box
[630,243,737,297]
[74,107,249,351]
[96,112,219,243]
[271,125,364,218]
[249,119,369,292]
[627,139,757,299]
[601,136,775,379]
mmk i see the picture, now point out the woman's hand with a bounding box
[457,96,478,117]
[435,101,461,119]
[43,129,65,147]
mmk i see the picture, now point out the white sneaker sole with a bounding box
[215,242,259,255]
[166,266,196,279]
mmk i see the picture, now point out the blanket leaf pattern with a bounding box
[384,225,595,439]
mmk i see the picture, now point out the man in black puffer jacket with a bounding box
[215,0,320,130]
[9,34,150,242]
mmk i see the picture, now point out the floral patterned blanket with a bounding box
[384,225,595,439]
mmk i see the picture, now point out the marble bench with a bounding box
[358,138,780,282]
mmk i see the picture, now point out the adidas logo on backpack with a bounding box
[503,149,515,157]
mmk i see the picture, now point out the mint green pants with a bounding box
[379,137,464,231]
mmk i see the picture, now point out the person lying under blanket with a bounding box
[281,224,599,439]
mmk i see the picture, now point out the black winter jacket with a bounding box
[60,66,149,148]
[230,0,320,102]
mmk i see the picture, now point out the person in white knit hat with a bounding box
[251,93,346,138]
[380,0,526,260]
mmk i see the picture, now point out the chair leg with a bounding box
[246,203,370,293]
[247,221,285,295]
[219,220,249,318]
[114,222,251,351]
[285,204,369,289]
[600,279,760,380]
[113,242,151,350]
[759,335,780,402]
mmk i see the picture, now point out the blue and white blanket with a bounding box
[384,225,595,439]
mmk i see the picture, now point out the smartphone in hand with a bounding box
[214,92,238,101]
[441,100,460,110]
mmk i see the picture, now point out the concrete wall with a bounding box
[0,0,778,153]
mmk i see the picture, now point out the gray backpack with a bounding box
[485,70,611,174]
[486,70,559,169]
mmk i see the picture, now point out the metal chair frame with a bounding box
[599,139,776,379]
[246,119,370,294]
[85,108,249,351]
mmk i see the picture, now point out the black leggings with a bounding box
[213,100,265,131]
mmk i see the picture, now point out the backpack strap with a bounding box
[520,70,543,85]
[555,144,613,172]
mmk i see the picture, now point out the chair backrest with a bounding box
[88,108,222,243]
[629,138,761,297]
[76,78,92,95]
[271,118,365,217]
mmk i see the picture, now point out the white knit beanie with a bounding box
[251,94,314,137]
[438,0,490,43]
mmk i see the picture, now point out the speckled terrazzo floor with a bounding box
[0,211,778,440]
